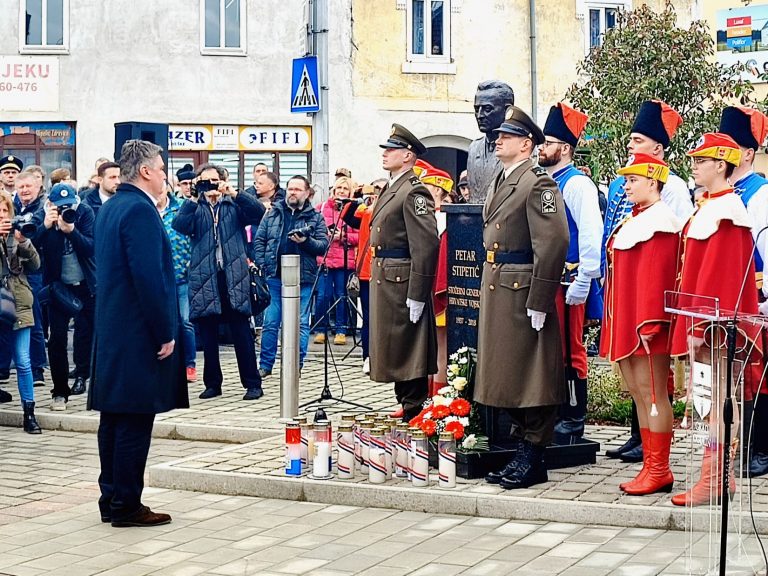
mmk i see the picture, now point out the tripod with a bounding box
[300,198,369,414]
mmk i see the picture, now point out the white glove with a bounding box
[565,274,591,306]
[406,298,425,324]
[527,308,546,331]
[759,300,768,317]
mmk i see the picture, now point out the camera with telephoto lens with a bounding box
[287,225,313,239]
[60,206,77,224]
[10,214,36,237]
[192,179,219,198]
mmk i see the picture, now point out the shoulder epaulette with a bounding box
[532,166,547,176]
[409,176,421,186]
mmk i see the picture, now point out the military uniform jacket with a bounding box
[475,159,570,408]
[368,169,439,383]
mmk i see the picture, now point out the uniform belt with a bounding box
[486,250,533,264]
[371,247,410,259]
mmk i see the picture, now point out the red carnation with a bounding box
[449,398,471,417]
[420,419,437,436]
[409,415,423,428]
[444,420,465,440]
[431,405,450,419]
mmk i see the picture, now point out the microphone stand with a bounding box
[301,199,369,417]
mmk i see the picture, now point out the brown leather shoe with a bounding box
[111,506,172,528]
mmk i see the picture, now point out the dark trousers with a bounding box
[48,284,94,399]
[197,272,261,391]
[0,272,47,372]
[395,376,429,421]
[97,412,155,520]
[507,405,559,447]
[360,280,370,359]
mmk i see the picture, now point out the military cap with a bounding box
[719,106,768,151]
[175,163,195,182]
[0,155,23,172]
[380,123,427,156]
[687,132,741,167]
[494,106,545,145]
[543,103,589,148]
[630,100,682,148]
[413,159,434,178]
[48,183,78,207]
[419,165,454,194]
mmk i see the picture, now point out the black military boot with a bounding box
[22,401,42,434]
[499,440,547,489]
[747,399,768,478]
[71,377,87,396]
[0,388,11,403]
[607,400,642,460]
[554,378,588,437]
[484,438,523,484]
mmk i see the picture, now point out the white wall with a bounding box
[0,0,308,177]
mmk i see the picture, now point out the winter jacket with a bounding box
[316,198,358,269]
[252,199,328,285]
[34,201,97,294]
[82,188,105,219]
[172,192,265,320]
[1,235,40,330]
[160,195,192,285]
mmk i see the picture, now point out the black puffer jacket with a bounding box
[172,192,265,320]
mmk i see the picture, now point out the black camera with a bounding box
[192,180,219,197]
[327,224,337,235]
[287,226,313,239]
[60,206,77,224]
[11,214,36,237]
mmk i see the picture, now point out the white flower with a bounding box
[452,377,467,391]
[449,353,459,361]
[432,395,451,407]
[459,417,469,427]
[458,357,468,365]
[457,346,468,354]
[448,364,460,375]
[438,386,454,396]
[461,434,477,450]
[444,415,458,424]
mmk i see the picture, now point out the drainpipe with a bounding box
[529,0,538,122]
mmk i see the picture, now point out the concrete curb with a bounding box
[0,409,276,443]
[148,459,768,533]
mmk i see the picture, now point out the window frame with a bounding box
[577,0,630,55]
[199,0,247,57]
[403,0,455,75]
[18,0,70,55]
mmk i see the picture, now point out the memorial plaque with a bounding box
[443,204,484,353]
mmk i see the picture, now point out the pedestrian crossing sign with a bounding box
[291,56,321,113]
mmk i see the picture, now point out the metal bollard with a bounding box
[280,255,301,420]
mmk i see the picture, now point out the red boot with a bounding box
[620,428,649,492]
[389,406,404,418]
[671,444,736,506]
[623,430,674,495]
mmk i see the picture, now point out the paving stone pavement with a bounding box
[0,427,766,576]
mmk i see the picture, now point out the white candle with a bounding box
[337,431,355,480]
[368,445,387,484]
[438,448,456,489]
[411,441,429,487]
[313,442,331,478]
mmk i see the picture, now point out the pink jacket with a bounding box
[316,198,359,269]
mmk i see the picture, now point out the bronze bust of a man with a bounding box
[467,80,515,204]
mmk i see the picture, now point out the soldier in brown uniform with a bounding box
[369,124,439,421]
[475,106,570,489]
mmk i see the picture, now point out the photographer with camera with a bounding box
[0,171,47,387]
[35,183,96,409]
[172,163,266,400]
[313,176,359,346]
[0,193,42,431]
[252,175,328,378]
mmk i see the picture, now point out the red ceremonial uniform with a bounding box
[601,201,682,361]
[433,212,449,325]
[669,189,762,359]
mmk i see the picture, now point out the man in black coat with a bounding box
[88,140,188,527]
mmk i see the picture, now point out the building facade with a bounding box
[0,0,704,191]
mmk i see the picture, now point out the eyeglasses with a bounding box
[541,140,565,147]
[691,157,716,165]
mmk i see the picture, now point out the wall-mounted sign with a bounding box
[0,56,59,112]
[169,125,311,152]
[0,122,74,146]
[717,5,768,83]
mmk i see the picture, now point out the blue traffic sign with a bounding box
[291,56,320,113]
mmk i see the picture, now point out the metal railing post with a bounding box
[280,255,301,419]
